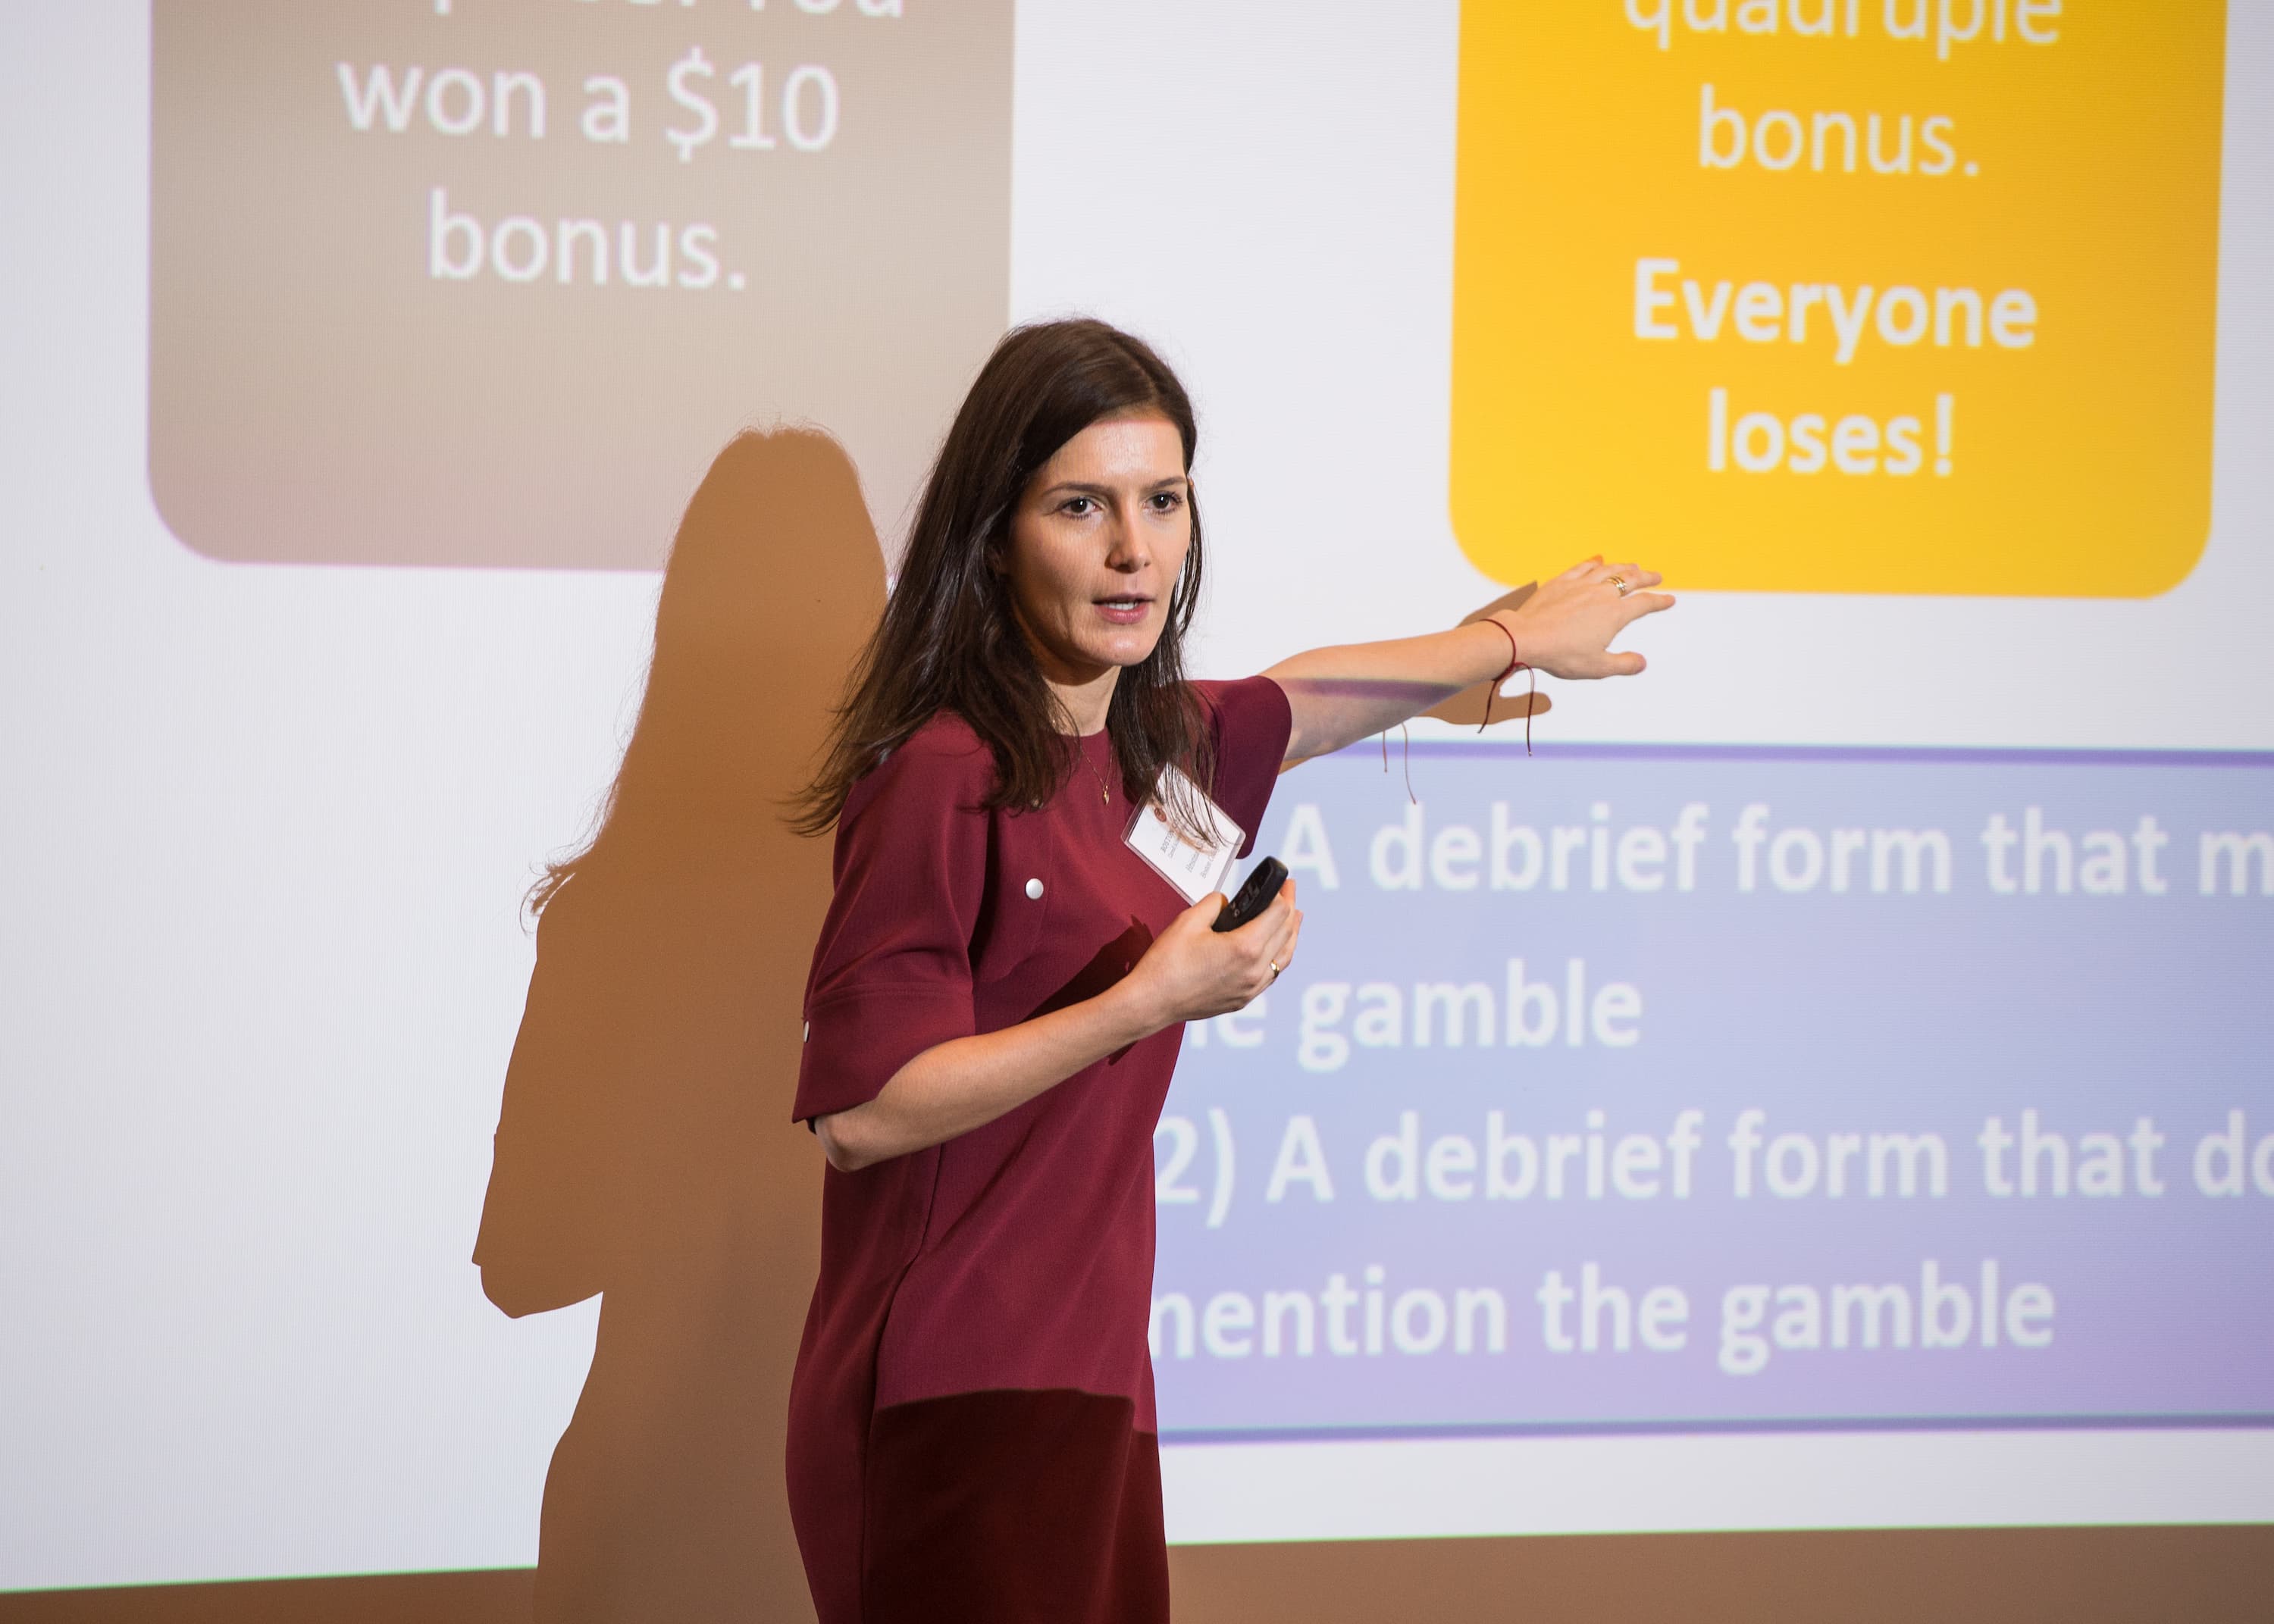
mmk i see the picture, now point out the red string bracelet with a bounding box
[1380,722,1417,803]
[1477,618,1536,755]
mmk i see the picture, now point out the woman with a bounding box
[786,320,1669,1623]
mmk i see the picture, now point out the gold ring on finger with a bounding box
[1606,575,1631,596]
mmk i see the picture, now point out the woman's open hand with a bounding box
[1123,880,1301,1030]
[1495,557,1674,681]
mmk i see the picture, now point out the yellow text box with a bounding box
[1451,2,2225,597]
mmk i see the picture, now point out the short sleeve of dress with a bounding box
[793,724,993,1122]
[1195,677,1294,859]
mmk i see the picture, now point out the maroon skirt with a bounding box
[800,1387,1169,1624]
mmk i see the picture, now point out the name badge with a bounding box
[1123,765,1245,905]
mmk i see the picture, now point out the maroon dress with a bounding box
[785,678,1292,1624]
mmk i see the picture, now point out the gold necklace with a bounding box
[1082,736,1114,804]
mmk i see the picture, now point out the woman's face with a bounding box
[1004,410,1192,693]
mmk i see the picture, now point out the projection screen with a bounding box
[2,0,2269,1613]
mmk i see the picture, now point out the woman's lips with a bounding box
[1093,597,1151,626]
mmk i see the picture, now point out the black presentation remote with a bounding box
[1213,857,1289,933]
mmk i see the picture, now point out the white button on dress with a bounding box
[1025,878,1045,900]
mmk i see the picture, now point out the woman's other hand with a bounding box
[1496,557,1674,681]
[815,882,1298,1172]
[1123,880,1301,1029]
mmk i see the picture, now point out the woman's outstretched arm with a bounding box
[1264,556,1674,766]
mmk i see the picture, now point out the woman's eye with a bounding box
[1149,491,1183,512]
[1063,496,1096,517]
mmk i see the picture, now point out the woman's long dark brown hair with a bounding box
[795,319,1214,835]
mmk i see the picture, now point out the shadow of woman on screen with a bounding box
[474,429,884,1623]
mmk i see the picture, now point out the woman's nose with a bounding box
[1104,508,1150,571]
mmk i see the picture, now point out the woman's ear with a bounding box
[984,521,1015,577]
